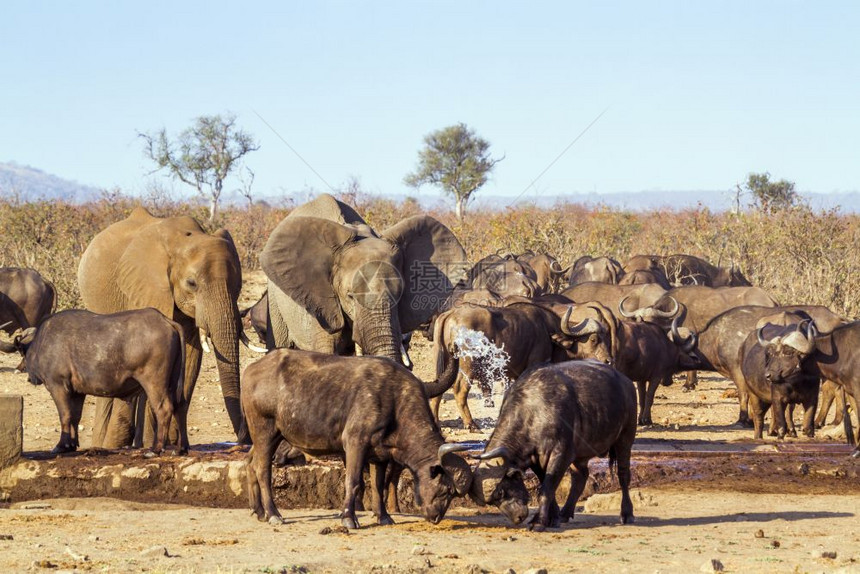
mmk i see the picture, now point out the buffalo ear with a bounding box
[550,333,575,349]
[429,464,444,479]
[260,216,356,334]
[118,222,177,318]
[382,216,468,333]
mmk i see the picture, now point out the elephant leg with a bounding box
[92,396,136,450]
[453,374,479,431]
[266,281,291,349]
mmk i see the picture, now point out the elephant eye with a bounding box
[186,278,198,291]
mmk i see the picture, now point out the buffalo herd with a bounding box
[1,193,858,531]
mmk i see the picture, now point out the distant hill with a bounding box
[0,161,102,203]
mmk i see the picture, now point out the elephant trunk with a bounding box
[203,287,248,444]
[356,304,402,364]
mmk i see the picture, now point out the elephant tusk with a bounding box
[200,330,212,353]
[239,330,268,353]
[355,345,364,357]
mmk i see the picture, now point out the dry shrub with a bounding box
[1,192,858,318]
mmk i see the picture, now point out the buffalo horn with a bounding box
[478,446,512,461]
[618,296,638,318]
[560,306,574,334]
[0,321,12,331]
[652,296,680,319]
[805,320,819,340]
[438,443,471,458]
[756,326,768,347]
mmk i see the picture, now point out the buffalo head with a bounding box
[758,320,817,383]
[469,446,530,525]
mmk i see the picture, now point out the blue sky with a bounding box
[2,1,858,203]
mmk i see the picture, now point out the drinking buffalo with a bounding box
[470,360,637,530]
[241,349,472,528]
[0,308,188,454]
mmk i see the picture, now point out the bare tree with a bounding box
[140,113,259,223]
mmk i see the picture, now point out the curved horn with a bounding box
[671,315,683,342]
[618,295,638,318]
[0,329,16,353]
[756,326,768,347]
[478,446,512,461]
[805,320,819,340]
[438,443,471,458]
[560,306,574,334]
[671,316,697,352]
[239,330,268,353]
[652,296,680,319]
[566,318,600,337]
[682,330,698,353]
[0,321,12,331]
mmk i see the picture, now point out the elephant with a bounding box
[260,194,467,362]
[78,206,249,448]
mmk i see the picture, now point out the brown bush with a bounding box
[1,192,858,318]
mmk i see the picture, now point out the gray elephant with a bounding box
[260,194,467,361]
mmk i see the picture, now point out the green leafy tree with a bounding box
[140,113,259,223]
[744,172,799,213]
[404,123,502,220]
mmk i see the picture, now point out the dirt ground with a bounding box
[1,270,859,572]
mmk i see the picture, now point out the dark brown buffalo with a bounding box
[692,305,846,426]
[740,318,820,439]
[470,360,637,530]
[562,282,669,322]
[567,255,624,287]
[516,252,569,293]
[0,267,57,334]
[762,320,860,453]
[0,308,187,454]
[430,299,615,430]
[618,268,671,289]
[613,317,699,425]
[624,254,751,287]
[469,254,542,298]
[241,349,472,528]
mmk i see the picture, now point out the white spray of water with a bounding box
[452,327,512,401]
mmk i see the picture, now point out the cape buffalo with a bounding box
[692,305,845,426]
[0,267,57,334]
[624,254,751,287]
[430,299,615,430]
[562,282,669,322]
[469,254,542,298]
[516,252,569,293]
[0,308,188,454]
[761,320,860,453]
[740,319,820,439]
[567,255,624,287]
[241,349,472,528]
[470,360,637,530]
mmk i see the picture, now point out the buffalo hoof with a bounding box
[377,515,395,526]
[852,448,859,459]
[483,398,495,408]
[51,443,76,455]
[788,430,798,438]
[621,514,635,525]
[527,522,546,532]
[341,515,360,530]
[466,422,481,432]
[267,515,285,526]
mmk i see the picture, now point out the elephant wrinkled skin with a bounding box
[260,194,467,363]
[78,207,247,447]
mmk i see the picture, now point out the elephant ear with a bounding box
[382,216,468,333]
[260,215,356,333]
[289,193,367,226]
[117,222,177,318]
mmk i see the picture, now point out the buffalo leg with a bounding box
[816,380,838,428]
[370,462,395,526]
[341,441,369,529]
[68,392,85,450]
[785,403,798,437]
[384,462,404,514]
[769,386,789,439]
[748,394,769,440]
[529,452,568,531]
[47,382,77,454]
[683,370,698,392]
[802,391,818,438]
[559,459,589,523]
[616,447,635,524]
[453,375,479,431]
[246,426,283,524]
[635,381,648,426]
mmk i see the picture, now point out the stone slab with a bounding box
[0,394,23,469]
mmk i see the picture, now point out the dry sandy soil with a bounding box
[1,270,859,572]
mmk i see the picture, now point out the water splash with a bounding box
[452,326,512,399]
